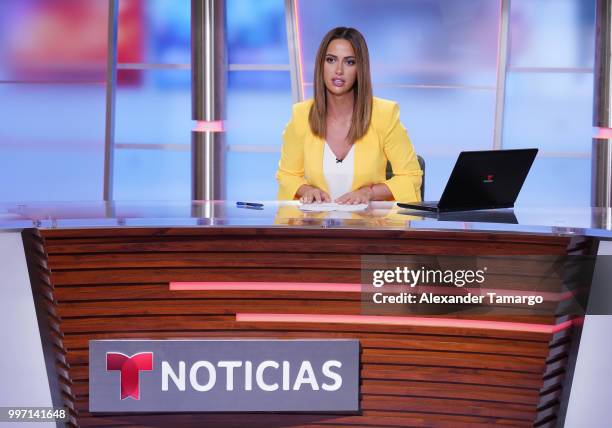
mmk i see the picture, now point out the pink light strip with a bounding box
[169,282,573,302]
[293,0,306,97]
[170,282,360,292]
[236,313,578,334]
[594,127,612,139]
[193,120,225,132]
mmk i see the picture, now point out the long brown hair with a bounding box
[308,27,373,144]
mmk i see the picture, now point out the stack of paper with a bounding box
[299,203,368,212]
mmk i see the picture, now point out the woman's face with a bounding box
[323,38,357,97]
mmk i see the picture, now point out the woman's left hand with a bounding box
[336,186,373,204]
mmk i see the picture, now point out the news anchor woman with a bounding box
[276,27,422,204]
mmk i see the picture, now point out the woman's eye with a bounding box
[346,60,355,66]
[325,57,335,63]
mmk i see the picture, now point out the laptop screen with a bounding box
[437,149,538,211]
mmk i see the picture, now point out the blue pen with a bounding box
[236,201,264,208]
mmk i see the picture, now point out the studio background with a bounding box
[0,0,595,205]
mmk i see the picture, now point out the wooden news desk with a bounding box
[8,201,610,427]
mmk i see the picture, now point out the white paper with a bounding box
[299,203,368,212]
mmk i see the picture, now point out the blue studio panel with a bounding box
[0,0,599,205]
[225,0,291,200]
[113,0,192,200]
[505,0,596,207]
[0,1,108,201]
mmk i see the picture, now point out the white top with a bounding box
[322,142,355,200]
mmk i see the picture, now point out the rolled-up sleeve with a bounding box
[382,104,423,202]
[276,105,308,200]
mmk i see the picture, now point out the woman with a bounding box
[276,27,422,204]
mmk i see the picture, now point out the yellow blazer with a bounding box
[276,97,422,201]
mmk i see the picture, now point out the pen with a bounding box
[236,201,264,208]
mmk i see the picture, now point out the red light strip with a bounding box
[193,120,225,132]
[236,313,578,334]
[594,127,612,139]
[169,282,573,301]
[170,282,360,292]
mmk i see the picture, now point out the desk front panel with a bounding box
[25,226,586,427]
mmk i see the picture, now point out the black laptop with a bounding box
[397,149,538,213]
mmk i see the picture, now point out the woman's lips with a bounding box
[332,78,345,87]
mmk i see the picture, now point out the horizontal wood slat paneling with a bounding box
[74,411,532,428]
[69,379,540,405]
[56,300,555,325]
[71,395,536,421]
[34,226,581,427]
[62,331,549,357]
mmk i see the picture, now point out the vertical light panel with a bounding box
[284,0,304,102]
[503,0,596,206]
[113,0,192,200]
[225,0,291,200]
[104,0,118,201]
[0,1,108,202]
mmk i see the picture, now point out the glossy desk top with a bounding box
[0,200,611,238]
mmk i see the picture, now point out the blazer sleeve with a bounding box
[382,103,423,202]
[276,104,309,200]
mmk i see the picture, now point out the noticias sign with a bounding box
[89,340,360,412]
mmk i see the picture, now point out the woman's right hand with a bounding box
[297,185,331,203]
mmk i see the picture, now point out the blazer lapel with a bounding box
[309,135,328,194]
[351,128,377,191]
[351,138,361,191]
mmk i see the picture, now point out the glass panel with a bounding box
[115,69,191,145]
[374,87,496,156]
[227,0,288,64]
[113,149,190,200]
[510,0,596,69]
[0,83,105,201]
[0,0,108,81]
[226,152,280,201]
[226,71,293,147]
[0,149,103,202]
[0,83,106,144]
[298,0,500,86]
[502,72,593,153]
[118,0,191,65]
[516,156,590,207]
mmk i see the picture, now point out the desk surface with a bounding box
[1,200,611,238]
